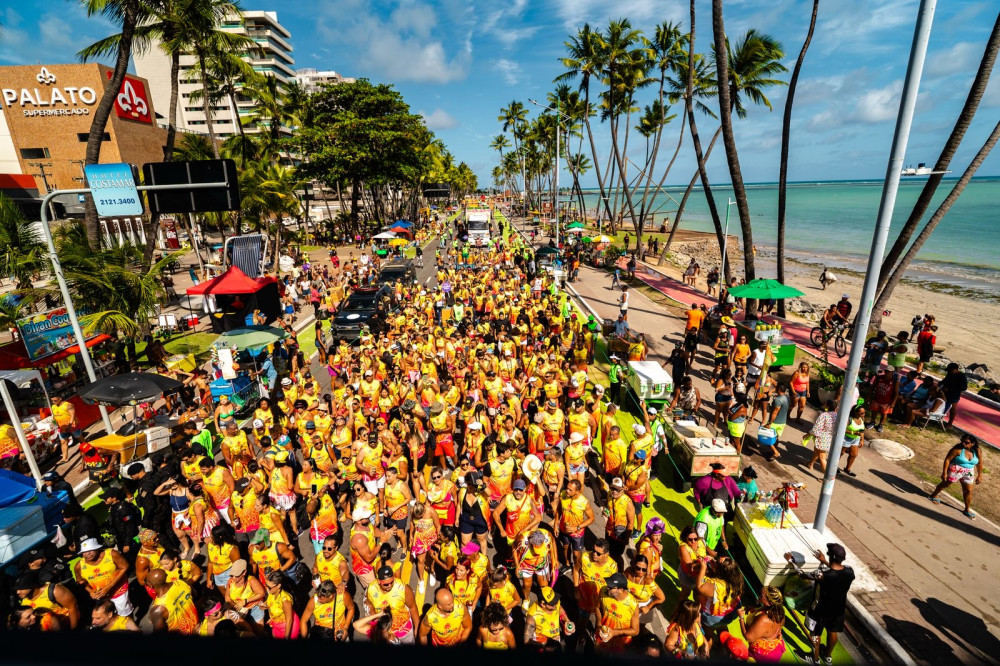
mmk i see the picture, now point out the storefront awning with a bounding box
[0,334,111,370]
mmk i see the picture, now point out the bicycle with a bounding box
[810,322,850,358]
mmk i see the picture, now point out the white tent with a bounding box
[0,370,50,488]
[373,232,397,240]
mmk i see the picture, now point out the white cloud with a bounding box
[552,0,682,31]
[924,42,981,79]
[316,0,470,84]
[494,58,522,85]
[854,79,903,123]
[480,0,539,48]
[420,108,459,130]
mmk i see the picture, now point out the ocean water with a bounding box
[578,177,1000,297]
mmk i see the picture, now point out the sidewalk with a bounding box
[619,257,1000,448]
[567,256,1000,664]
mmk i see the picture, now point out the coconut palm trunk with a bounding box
[875,13,1000,297]
[196,48,221,160]
[776,0,819,318]
[663,126,722,257]
[712,0,757,314]
[685,1,728,284]
[874,120,1000,319]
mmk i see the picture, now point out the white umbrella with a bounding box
[373,232,397,240]
[565,227,586,234]
[598,235,612,243]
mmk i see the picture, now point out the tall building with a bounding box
[294,68,356,94]
[134,10,294,138]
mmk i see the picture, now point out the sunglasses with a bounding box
[432,475,443,480]
[593,550,607,557]
[686,537,699,542]
[635,567,647,572]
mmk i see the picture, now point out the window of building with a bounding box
[19,148,50,159]
[77,132,111,142]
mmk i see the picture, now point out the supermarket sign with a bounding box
[16,306,96,361]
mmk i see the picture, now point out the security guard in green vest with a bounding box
[608,355,623,406]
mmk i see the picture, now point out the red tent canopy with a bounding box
[0,334,111,370]
[187,266,277,295]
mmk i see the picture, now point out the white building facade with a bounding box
[134,10,294,138]
[294,68,356,94]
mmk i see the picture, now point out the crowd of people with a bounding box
[6,211,861,663]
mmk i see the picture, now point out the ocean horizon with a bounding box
[571,177,1000,297]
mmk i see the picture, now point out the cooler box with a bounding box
[668,422,741,478]
[210,375,253,400]
[626,361,673,403]
[757,426,777,447]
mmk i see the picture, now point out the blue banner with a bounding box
[85,162,143,217]
[15,307,96,361]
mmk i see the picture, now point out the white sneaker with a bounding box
[429,573,437,586]
[418,580,426,594]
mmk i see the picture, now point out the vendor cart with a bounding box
[625,361,673,405]
[666,421,740,491]
[738,319,798,368]
[209,375,260,418]
[90,424,182,477]
[732,501,826,587]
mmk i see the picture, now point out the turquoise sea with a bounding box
[579,177,1000,297]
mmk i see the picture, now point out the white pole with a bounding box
[0,381,42,489]
[722,198,733,282]
[555,107,561,249]
[814,0,937,533]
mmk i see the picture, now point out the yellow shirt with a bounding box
[425,604,466,646]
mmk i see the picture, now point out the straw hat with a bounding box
[521,454,543,483]
[429,401,445,414]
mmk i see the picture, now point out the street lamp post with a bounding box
[813,0,937,533]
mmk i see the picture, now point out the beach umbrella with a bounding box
[392,220,413,227]
[213,325,288,351]
[597,235,612,243]
[581,236,593,243]
[566,221,584,229]
[389,226,410,234]
[535,246,559,257]
[372,232,396,240]
[565,227,586,234]
[727,279,804,300]
[79,372,183,406]
[388,238,408,247]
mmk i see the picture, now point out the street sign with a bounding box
[84,162,143,217]
[142,159,240,215]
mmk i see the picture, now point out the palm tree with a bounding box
[498,101,528,202]
[78,0,143,250]
[558,24,615,227]
[776,0,819,318]
[489,134,511,197]
[187,1,257,159]
[191,47,261,160]
[874,13,1000,312]
[712,2,786,306]
[0,194,44,290]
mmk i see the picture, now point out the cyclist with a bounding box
[818,304,839,333]
[835,294,853,324]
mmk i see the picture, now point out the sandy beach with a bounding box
[642,230,999,373]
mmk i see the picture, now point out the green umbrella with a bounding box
[581,236,593,243]
[566,221,584,229]
[727,278,804,300]
[213,325,288,351]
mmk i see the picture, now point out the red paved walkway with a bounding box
[619,257,1000,447]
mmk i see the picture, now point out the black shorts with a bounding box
[919,349,933,363]
[385,516,408,531]
[808,611,846,635]
[459,516,488,536]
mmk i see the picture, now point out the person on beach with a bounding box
[915,325,937,374]
[819,267,837,290]
[706,267,720,296]
[929,434,983,519]
[940,362,968,428]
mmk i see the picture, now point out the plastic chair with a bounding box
[920,406,948,431]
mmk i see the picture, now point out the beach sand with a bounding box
[644,230,999,372]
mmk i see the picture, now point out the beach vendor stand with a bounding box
[0,370,59,483]
[665,421,740,491]
[732,482,826,588]
[80,372,187,477]
[186,266,281,333]
[728,279,804,368]
[208,325,287,419]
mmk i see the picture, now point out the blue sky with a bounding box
[2,0,998,187]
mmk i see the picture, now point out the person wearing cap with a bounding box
[785,543,855,664]
[74,537,133,619]
[77,439,119,489]
[712,325,732,382]
[222,558,266,623]
[524,585,573,648]
[493,477,541,546]
[418,586,472,646]
[594,572,640,652]
[736,466,759,502]
[49,394,79,463]
[693,461,741,513]
[513,528,559,609]
[608,356,624,406]
[693,498,729,556]
[606,476,635,559]
[248,527,296,585]
[350,505,392,590]
[629,419,655,473]
[428,400,458,469]
[15,569,80,629]
[621,450,649,537]
[301,579,355,640]
[564,431,588,487]
[365,563,420,643]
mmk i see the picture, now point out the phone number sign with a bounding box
[84,162,144,217]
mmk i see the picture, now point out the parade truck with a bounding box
[465,209,492,246]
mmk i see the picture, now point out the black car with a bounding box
[376,260,417,285]
[331,285,396,342]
